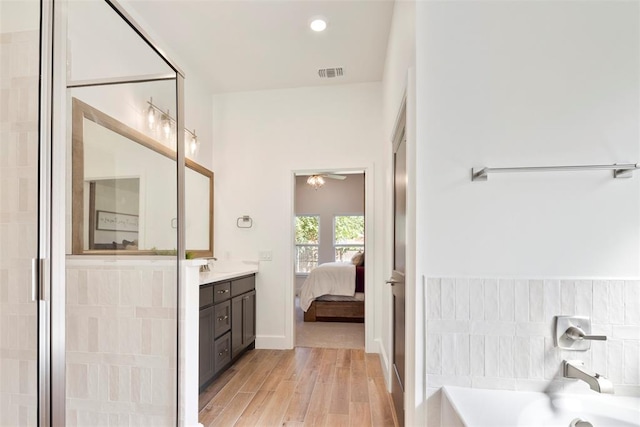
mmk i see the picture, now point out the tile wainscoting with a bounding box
[65,261,178,426]
[425,277,640,426]
[0,29,40,427]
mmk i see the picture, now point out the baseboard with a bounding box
[255,335,291,350]
[375,337,392,392]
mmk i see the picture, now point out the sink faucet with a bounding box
[199,257,218,273]
[563,360,614,394]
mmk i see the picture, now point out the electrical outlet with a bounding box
[259,251,273,261]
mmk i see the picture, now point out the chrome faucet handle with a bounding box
[565,326,607,341]
[555,316,606,350]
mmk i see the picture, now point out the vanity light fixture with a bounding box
[145,97,199,156]
[307,175,325,190]
[310,18,327,32]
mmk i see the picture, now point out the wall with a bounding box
[65,259,178,426]
[0,26,39,426]
[419,1,639,278]
[425,276,640,426]
[382,0,416,141]
[380,0,417,423]
[212,82,383,350]
[415,2,640,425]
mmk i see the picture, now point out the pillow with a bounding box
[351,252,364,267]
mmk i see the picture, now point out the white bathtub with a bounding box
[442,386,640,427]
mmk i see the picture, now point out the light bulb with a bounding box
[307,175,325,190]
[162,114,171,138]
[147,105,155,129]
[189,135,199,156]
[310,19,327,32]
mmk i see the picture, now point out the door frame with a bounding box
[390,97,406,427]
[289,166,376,352]
[387,67,418,425]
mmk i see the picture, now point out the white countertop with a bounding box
[198,260,259,285]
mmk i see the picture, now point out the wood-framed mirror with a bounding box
[71,97,214,257]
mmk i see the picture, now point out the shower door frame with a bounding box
[41,0,187,425]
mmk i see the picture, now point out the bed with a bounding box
[300,261,365,323]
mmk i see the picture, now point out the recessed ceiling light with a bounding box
[310,19,327,32]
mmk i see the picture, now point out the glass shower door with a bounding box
[58,1,184,425]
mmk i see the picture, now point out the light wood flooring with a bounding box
[198,347,398,427]
[295,298,365,349]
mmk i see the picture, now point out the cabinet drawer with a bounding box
[213,300,231,338]
[213,282,231,303]
[231,275,255,297]
[199,285,213,309]
[213,332,231,374]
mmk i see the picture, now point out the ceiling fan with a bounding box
[306,173,346,189]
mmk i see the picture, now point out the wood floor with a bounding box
[198,347,398,427]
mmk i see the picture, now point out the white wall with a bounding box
[382,0,416,141]
[419,1,639,279]
[416,1,640,425]
[0,0,39,33]
[212,83,383,349]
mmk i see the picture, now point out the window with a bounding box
[295,215,319,274]
[334,215,364,262]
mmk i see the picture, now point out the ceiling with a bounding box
[126,0,395,94]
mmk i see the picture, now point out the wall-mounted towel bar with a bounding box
[471,162,639,182]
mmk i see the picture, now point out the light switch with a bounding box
[259,251,273,261]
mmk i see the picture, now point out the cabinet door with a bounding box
[199,306,214,389]
[243,290,256,345]
[231,295,243,357]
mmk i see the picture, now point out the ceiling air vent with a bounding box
[318,67,344,79]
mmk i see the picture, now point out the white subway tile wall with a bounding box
[66,264,178,427]
[0,30,39,427]
[426,277,640,398]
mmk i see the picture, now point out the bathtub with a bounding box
[442,386,640,427]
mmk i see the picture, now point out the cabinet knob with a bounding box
[217,289,229,294]
[218,348,229,357]
[217,315,229,322]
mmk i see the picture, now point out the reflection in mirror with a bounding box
[72,97,213,256]
[87,178,140,250]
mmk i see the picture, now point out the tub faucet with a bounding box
[563,360,614,394]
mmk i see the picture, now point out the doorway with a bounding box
[293,171,366,349]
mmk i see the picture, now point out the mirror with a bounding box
[71,97,214,256]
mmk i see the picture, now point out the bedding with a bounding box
[300,262,365,312]
[300,262,354,311]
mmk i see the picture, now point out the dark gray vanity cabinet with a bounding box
[199,274,256,392]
